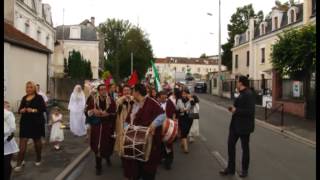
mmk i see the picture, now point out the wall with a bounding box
[50,78,85,102]
[53,40,99,79]
[4,42,48,112]
[232,43,250,77]
[4,0,15,23]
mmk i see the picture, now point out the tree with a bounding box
[222,4,264,70]
[271,25,316,79]
[98,19,154,82]
[66,50,93,79]
[271,25,316,117]
[200,53,207,58]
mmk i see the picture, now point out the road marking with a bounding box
[212,151,243,180]
[199,134,207,142]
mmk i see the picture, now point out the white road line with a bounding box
[199,134,207,142]
[212,151,243,180]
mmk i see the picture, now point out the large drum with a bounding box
[121,125,153,162]
[162,118,178,144]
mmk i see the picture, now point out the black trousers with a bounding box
[4,154,13,180]
[179,116,194,138]
[227,130,250,172]
[135,161,156,180]
[161,143,174,167]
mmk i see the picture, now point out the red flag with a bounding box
[128,70,138,86]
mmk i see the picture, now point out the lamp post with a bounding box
[207,0,222,97]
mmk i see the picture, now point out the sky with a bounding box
[43,0,290,58]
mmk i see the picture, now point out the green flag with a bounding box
[151,60,162,92]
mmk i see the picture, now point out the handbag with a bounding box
[188,113,199,119]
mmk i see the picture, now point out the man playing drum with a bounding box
[85,84,116,176]
[122,84,166,180]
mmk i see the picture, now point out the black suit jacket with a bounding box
[230,88,255,135]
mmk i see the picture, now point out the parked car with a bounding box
[194,81,207,93]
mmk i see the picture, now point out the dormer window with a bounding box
[234,35,240,46]
[274,16,278,30]
[70,26,81,39]
[287,6,298,24]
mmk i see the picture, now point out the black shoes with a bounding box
[96,168,102,176]
[239,171,248,178]
[106,158,112,167]
[219,168,235,176]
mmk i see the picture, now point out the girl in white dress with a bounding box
[68,85,87,136]
[49,107,64,150]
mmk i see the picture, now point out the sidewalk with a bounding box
[11,110,88,180]
[197,93,316,142]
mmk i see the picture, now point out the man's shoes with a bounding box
[219,168,235,176]
[106,158,112,167]
[238,171,248,178]
[96,168,102,176]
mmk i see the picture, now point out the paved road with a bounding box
[72,97,316,180]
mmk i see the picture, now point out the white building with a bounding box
[53,17,100,79]
[153,57,227,82]
[4,21,51,111]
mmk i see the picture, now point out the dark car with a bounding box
[194,82,207,93]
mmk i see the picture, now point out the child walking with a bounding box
[49,107,64,150]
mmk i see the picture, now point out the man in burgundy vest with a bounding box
[85,84,116,176]
[122,84,165,180]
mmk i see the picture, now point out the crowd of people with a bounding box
[4,75,255,180]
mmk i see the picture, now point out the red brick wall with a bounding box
[272,70,306,118]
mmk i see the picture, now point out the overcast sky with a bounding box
[43,0,290,58]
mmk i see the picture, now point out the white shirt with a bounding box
[38,90,48,103]
[4,109,19,155]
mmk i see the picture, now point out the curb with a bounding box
[200,97,316,148]
[54,147,91,180]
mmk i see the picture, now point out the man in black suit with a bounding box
[219,75,255,178]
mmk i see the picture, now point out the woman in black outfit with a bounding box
[14,81,46,171]
[176,89,194,153]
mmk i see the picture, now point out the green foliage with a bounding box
[66,50,93,79]
[98,18,153,82]
[222,4,263,70]
[63,58,68,74]
[200,53,207,58]
[271,25,316,80]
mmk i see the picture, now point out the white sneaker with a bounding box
[189,136,194,143]
[14,161,25,172]
[35,161,41,166]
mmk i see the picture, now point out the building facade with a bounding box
[4,21,51,111]
[231,0,316,118]
[154,57,227,82]
[53,17,101,79]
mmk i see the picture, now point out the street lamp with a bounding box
[207,0,222,97]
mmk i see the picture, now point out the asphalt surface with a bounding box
[72,96,316,180]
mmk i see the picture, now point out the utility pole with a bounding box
[218,0,222,97]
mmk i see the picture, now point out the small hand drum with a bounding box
[121,125,153,162]
[162,118,178,144]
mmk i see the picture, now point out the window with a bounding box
[69,26,81,39]
[46,35,50,47]
[290,10,295,23]
[261,48,265,63]
[25,22,30,34]
[246,51,250,67]
[235,55,238,68]
[274,16,278,30]
[197,68,201,73]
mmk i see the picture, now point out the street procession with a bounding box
[4,0,316,180]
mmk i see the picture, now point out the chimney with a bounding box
[90,17,95,26]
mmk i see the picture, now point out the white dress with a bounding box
[68,93,87,136]
[50,114,64,142]
[189,103,200,137]
[4,109,19,156]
